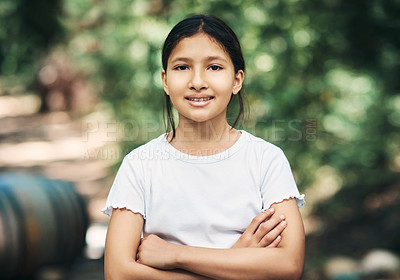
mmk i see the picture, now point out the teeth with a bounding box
[187,97,213,101]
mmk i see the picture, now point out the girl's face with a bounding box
[162,33,244,125]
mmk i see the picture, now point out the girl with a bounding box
[103,14,305,280]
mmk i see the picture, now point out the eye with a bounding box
[209,65,222,71]
[174,65,189,71]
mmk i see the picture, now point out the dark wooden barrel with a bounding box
[0,173,88,278]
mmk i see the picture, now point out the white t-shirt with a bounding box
[102,130,305,249]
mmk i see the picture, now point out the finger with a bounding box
[245,208,275,234]
[136,247,142,262]
[266,235,282,248]
[258,220,287,247]
[254,214,285,242]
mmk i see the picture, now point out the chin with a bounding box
[180,114,210,123]
[180,112,225,124]
[188,118,211,123]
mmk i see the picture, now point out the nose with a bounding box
[189,69,208,91]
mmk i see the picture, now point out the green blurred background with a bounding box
[1,0,399,279]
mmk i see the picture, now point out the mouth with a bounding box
[185,96,214,102]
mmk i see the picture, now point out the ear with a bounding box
[232,70,244,95]
[161,70,170,95]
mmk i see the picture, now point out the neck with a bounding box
[169,118,241,156]
[176,119,231,142]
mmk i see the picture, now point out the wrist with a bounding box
[173,244,187,269]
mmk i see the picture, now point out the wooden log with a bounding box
[0,173,88,278]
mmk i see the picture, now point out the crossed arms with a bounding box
[104,198,305,280]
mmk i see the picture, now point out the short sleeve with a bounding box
[260,147,305,210]
[101,154,146,218]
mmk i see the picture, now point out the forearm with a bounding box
[106,259,214,280]
[136,200,304,280]
[174,246,303,280]
[174,200,304,280]
[105,209,215,280]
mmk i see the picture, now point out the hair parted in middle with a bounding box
[161,14,248,141]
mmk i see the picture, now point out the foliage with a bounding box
[1,0,400,277]
[0,0,64,90]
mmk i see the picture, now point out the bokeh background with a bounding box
[1,0,400,279]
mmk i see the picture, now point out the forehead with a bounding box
[168,33,231,62]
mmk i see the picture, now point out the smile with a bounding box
[185,97,214,101]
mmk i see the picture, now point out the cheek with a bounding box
[211,76,236,94]
[166,75,186,92]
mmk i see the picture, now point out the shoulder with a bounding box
[116,134,169,174]
[239,130,291,170]
[124,134,168,161]
[241,130,285,158]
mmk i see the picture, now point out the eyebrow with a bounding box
[170,56,228,64]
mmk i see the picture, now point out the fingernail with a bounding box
[270,208,275,213]
[281,221,287,227]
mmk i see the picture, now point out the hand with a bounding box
[137,234,179,270]
[232,208,287,248]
